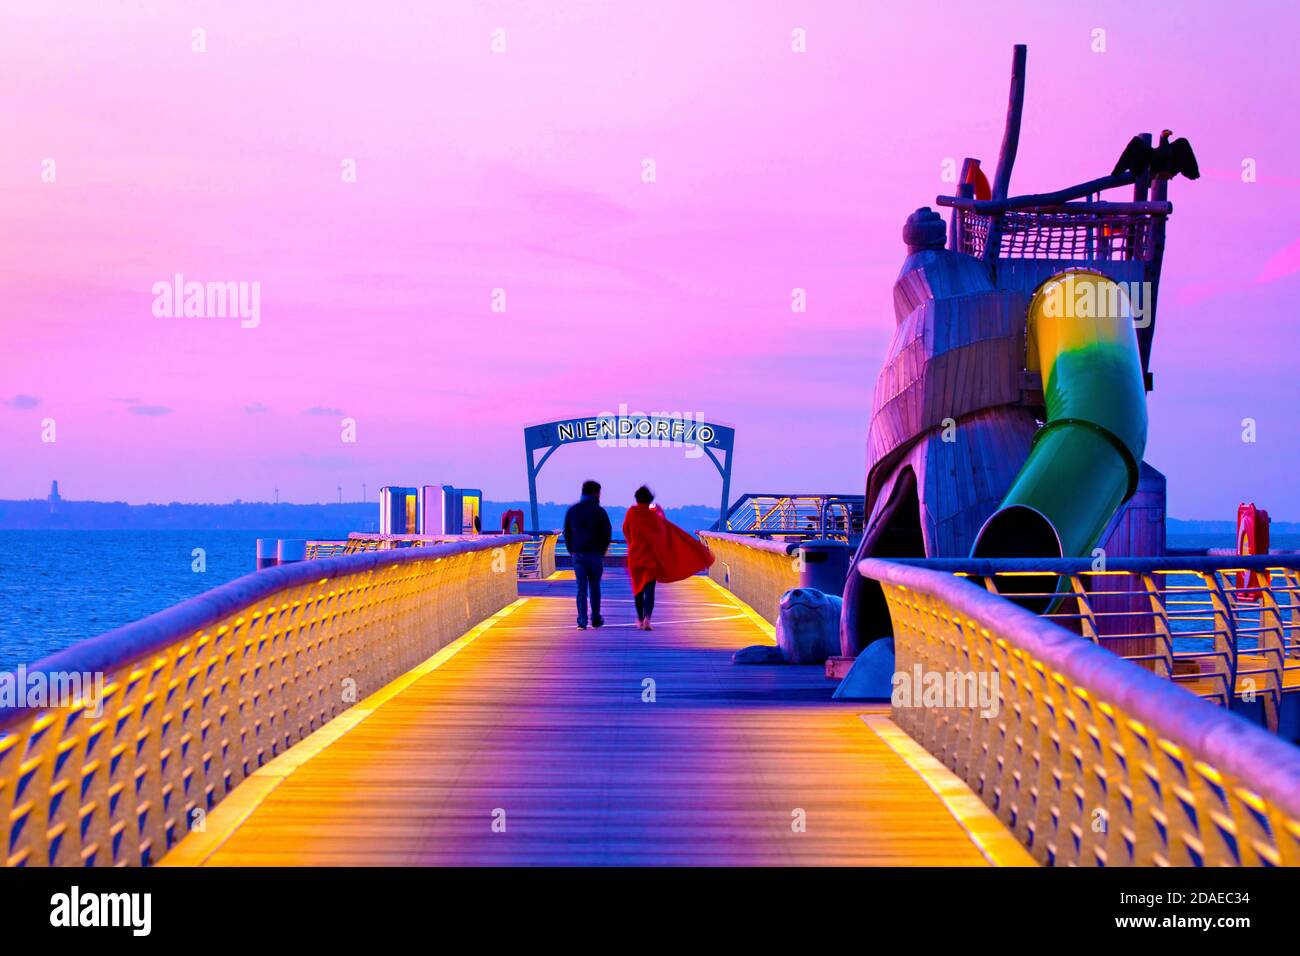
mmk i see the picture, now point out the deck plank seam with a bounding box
[159,597,531,866]
[861,714,1037,867]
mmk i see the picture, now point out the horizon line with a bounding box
[0,496,1291,526]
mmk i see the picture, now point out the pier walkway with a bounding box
[164,573,1026,866]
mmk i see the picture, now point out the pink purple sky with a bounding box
[1,1,1296,518]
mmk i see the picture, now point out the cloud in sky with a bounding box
[1257,236,1300,285]
[126,404,172,417]
[2,1,1297,517]
[3,394,41,410]
[1171,233,1300,308]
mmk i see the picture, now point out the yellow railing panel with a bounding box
[699,532,800,626]
[862,558,1300,867]
[0,537,524,867]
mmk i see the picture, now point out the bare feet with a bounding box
[643,619,653,631]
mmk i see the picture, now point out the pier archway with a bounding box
[523,414,736,530]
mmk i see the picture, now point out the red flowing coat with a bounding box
[622,503,715,595]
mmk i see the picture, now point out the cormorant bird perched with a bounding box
[1112,129,1200,181]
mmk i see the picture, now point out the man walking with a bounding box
[563,479,612,630]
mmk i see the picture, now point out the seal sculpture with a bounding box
[775,588,843,664]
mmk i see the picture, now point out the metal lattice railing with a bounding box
[516,533,558,579]
[699,532,800,625]
[305,533,558,579]
[959,208,1157,261]
[890,557,1300,734]
[722,494,864,539]
[0,536,525,867]
[304,540,351,559]
[860,558,1300,867]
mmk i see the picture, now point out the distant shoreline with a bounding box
[0,498,725,534]
[0,499,1293,538]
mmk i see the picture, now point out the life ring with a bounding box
[1234,503,1269,601]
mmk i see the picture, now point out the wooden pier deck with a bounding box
[167,573,1030,866]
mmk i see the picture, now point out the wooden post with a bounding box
[1132,132,1153,202]
[1085,191,1095,260]
[990,45,1027,202]
[952,158,979,250]
[1140,175,1170,380]
[984,45,1027,261]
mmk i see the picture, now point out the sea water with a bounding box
[0,530,348,672]
[0,530,1292,673]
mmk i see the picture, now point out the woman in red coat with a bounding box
[622,486,715,629]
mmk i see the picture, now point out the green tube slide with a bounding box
[971,269,1148,596]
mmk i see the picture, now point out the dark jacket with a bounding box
[563,495,612,556]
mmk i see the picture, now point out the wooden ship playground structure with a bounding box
[817,45,1299,740]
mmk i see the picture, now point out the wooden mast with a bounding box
[983,44,1027,260]
[991,44,1027,201]
[951,158,980,249]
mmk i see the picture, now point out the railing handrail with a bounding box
[934,170,1142,213]
[858,557,1300,821]
[340,531,560,541]
[0,535,530,732]
[728,492,865,499]
[939,198,1172,217]
[699,530,798,556]
[877,555,1300,575]
[719,493,865,532]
